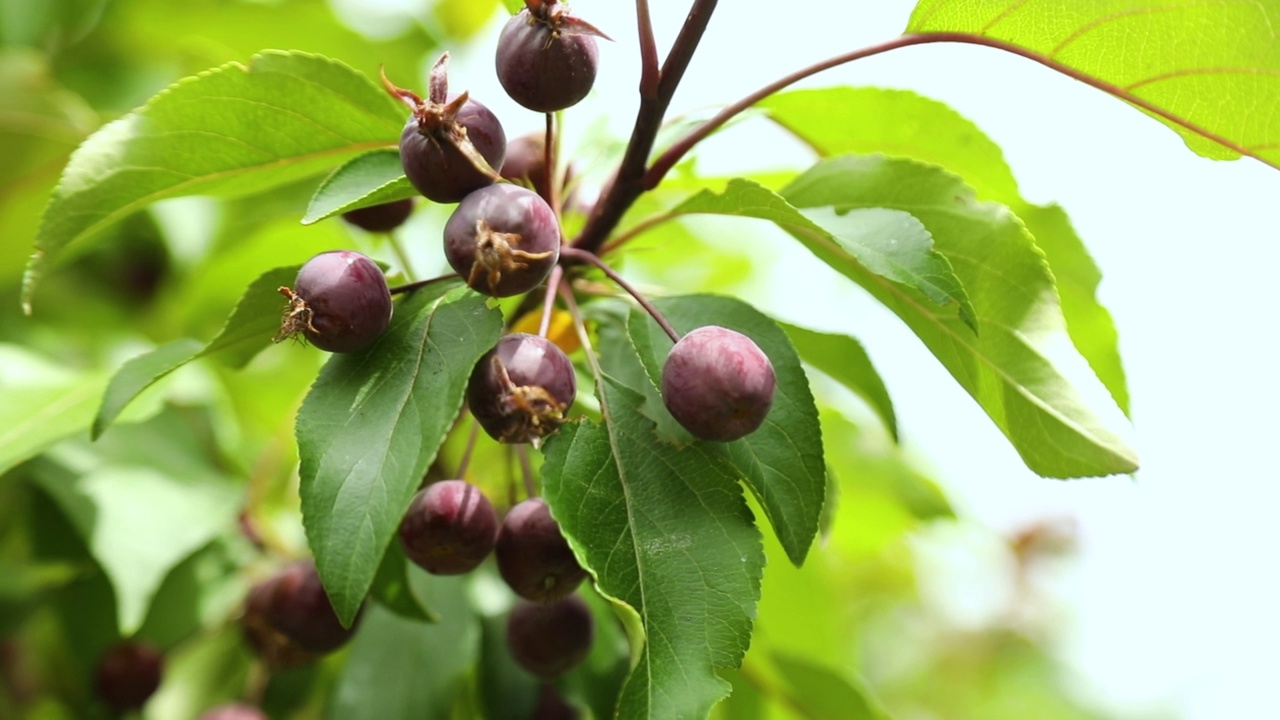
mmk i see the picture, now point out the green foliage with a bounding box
[2,0,1269,718]
[906,0,1280,169]
[298,283,502,625]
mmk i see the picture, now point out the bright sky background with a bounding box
[377,2,1280,717]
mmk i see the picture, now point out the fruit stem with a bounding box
[559,247,680,344]
[558,280,605,390]
[457,420,479,480]
[647,31,1277,186]
[569,0,719,257]
[545,112,561,218]
[387,272,459,296]
[515,444,538,499]
[386,231,416,279]
[635,0,660,98]
[538,265,564,338]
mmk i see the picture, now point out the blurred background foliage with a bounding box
[0,1,1118,718]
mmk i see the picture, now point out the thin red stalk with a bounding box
[646,31,1277,187]
[456,421,479,479]
[560,247,680,343]
[558,282,605,385]
[544,112,560,216]
[538,265,564,337]
[515,444,537,499]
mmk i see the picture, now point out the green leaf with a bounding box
[0,371,107,476]
[369,541,437,623]
[298,283,502,626]
[542,376,764,720]
[302,148,416,225]
[29,463,241,634]
[769,653,889,720]
[778,322,898,442]
[326,573,478,720]
[782,155,1136,477]
[23,50,405,311]
[760,86,1129,415]
[626,295,826,567]
[671,178,977,331]
[905,1,1280,169]
[90,264,301,439]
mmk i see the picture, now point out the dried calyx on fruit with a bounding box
[495,497,587,602]
[399,479,500,575]
[467,333,576,444]
[444,184,560,298]
[496,0,610,113]
[661,326,777,442]
[385,54,506,203]
[275,250,392,354]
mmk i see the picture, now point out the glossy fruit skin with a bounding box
[93,641,163,712]
[467,334,576,444]
[198,703,270,720]
[400,96,506,203]
[342,198,415,232]
[497,9,599,112]
[261,560,361,655]
[506,594,595,679]
[495,498,587,602]
[241,574,314,668]
[444,184,560,298]
[661,326,776,442]
[287,251,392,353]
[399,480,500,575]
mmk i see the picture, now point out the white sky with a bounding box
[428,2,1280,718]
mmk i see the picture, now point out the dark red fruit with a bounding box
[276,250,392,354]
[342,198,415,232]
[506,594,594,679]
[467,333,576,444]
[387,55,506,203]
[261,560,361,655]
[496,4,605,112]
[495,498,586,602]
[444,184,560,298]
[661,326,776,442]
[93,641,163,712]
[500,133,576,209]
[241,575,314,668]
[198,703,269,720]
[399,479,500,575]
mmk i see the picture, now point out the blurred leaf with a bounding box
[769,653,888,720]
[303,148,416,225]
[542,375,764,720]
[761,87,1129,415]
[906,1,1280,169]
[298,283,502,626]
[821,411,952,523]
[370,541,437,623]
[0,560,80,600]
[434,0,503,39]
[0,50,97,184]
[23,50,404,311]
[30,463,241,634]
[143,626,253,720]
[91,264,301,439]
[626,295,827,567]
[135,537,249,648]
[782,156,1137,477]
[671,178,976,331]
[0,0,107,48]
[327,573,478,720]
[778,322,897,442]
[500,0,526,16]
[0,369,106,476]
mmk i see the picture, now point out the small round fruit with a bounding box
[506,594,594,679]
[241,574,314,668]
[662,326,775,442]
[342,198,415,233]
[94,641,163,712]
[264,560,361,655]
[495,498,586,602]
[400,94,507,203]
[497,7,600,112]
[501,133,578,211]
[444,184,560,298]
[467,333,576,444]
[277,251,392,353]
[399,480,500,575]
[198,704,269,720]
[533,683,581,720]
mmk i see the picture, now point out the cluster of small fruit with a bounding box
[92,640,265,718]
